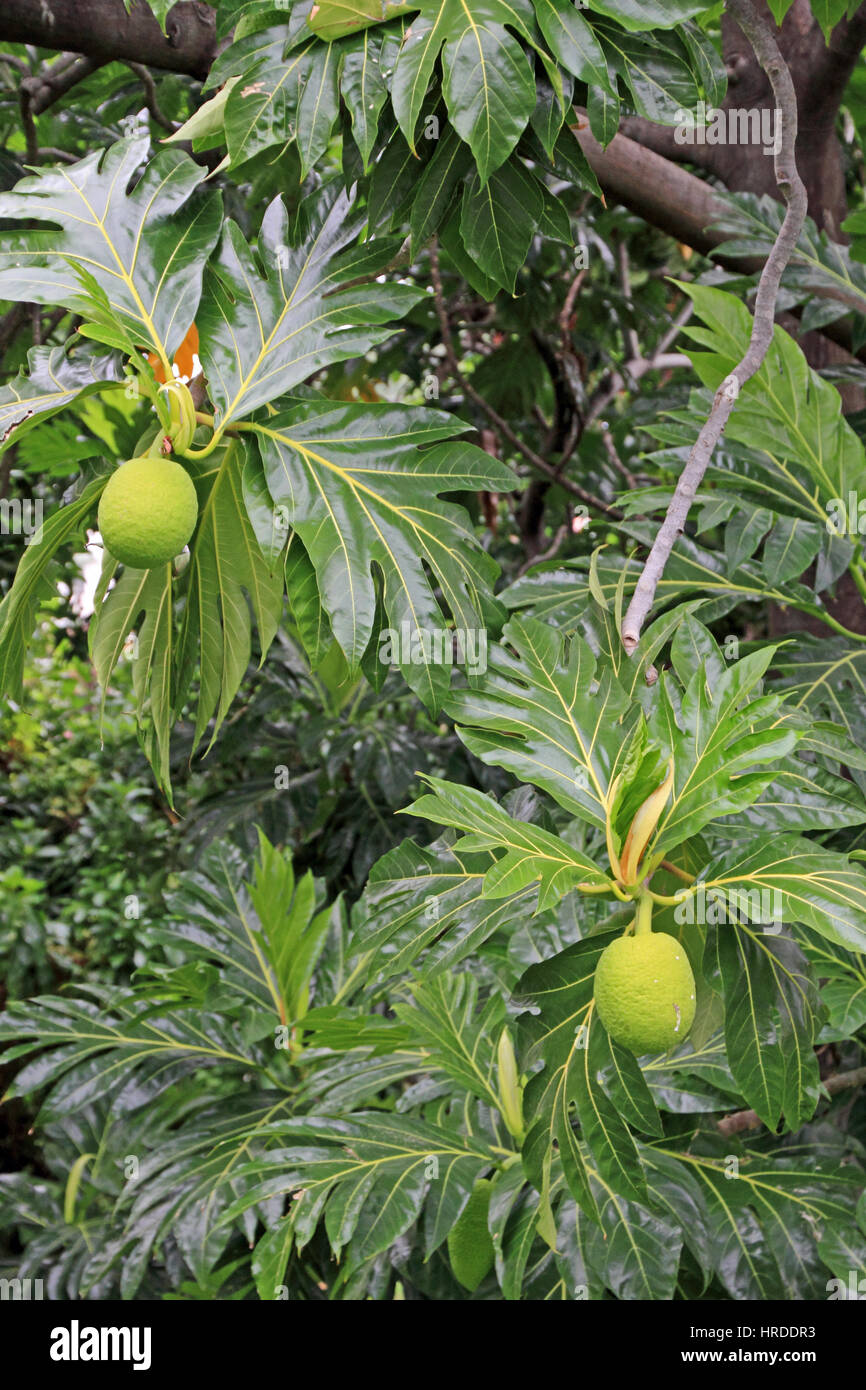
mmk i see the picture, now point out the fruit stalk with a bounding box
[633,893,653,936]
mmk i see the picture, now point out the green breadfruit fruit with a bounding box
[594,930,696,1055]
[447,1179,494,1292]
[98,456,198,570]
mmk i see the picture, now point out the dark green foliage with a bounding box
[1,0,866,1304]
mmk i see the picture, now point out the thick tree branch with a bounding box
[811,0,866,105]
[717,1065,866,1137]
[620,0,808,654]
[573,117,729,251]
[620,5,855,237]
[574,115,866,373]
[21,53,102,116]
[618,115,716,169]
[0,1,216,79]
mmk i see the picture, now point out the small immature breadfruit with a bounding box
[593,931,696,1055]
[98,456,199,570]
[447,1179,495,1292]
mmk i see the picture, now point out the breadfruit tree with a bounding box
[1,0,866,1303]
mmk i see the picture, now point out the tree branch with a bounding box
[126,61,178,132]
[430,240,623,520]
[573,115,729,251]
[616,11,807,649]
[21,53,102,116]
[717,1065,866,1137]
[0,1,216,80]
[810,0,866,107]
[574,112,866,377]
[618,115,716,170]
[621,0,808,653]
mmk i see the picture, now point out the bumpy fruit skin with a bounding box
[594,931,696,1055]
[98,456,198,569]
[447,1179,494,1292]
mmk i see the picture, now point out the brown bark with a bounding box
[573,119,866,375]
[716,0,847,233]
[720,0,866,447]
[717,1064,866,1136]
[2,0,866,639]
[0,1,217,79]
[584,6,866,638]
[720,3,866,636]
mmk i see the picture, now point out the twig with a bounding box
[327,239,411,294]
[18,84,38,162]
[620,0,808,654]
[16,53,102,168]
[655,299,696,357]
[37,147,79,165]
[0,51,30,75]
[516,520,570,578]
[21,55,101,117]
[41,306,69,342]
[0,303,28,356]
[126,62,178,133]
[558,267,586,351]
[717,1065,866,1137]
[616,236,641,363]
[585,302,694,428]
[530,325,583,468]
[600,426,636,489]
[429,240,623,520]
[0,446,16,501]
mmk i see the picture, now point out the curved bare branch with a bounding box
[620,0,809,655]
